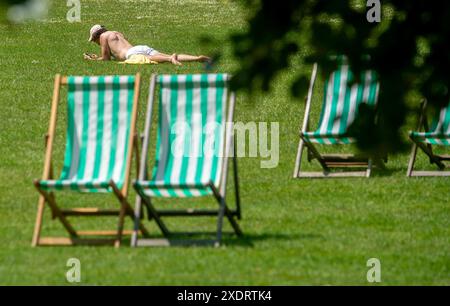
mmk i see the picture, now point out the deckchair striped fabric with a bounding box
[303,66,379,144]
[39,76,136,192]
[134,74,229,198]
[410,104,450,145]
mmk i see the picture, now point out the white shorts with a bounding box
[126,45,159,59]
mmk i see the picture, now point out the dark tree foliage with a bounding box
[231,0,450,155]
[1,0,27,4]
[0,0,28,22]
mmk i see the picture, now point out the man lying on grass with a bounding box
[85,24,211,65]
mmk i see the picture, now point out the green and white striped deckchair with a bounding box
[32,74,148,247]
[303,66,379,144]
[293,61,381,178]
[132,74,242,247]
[407,100,450,176]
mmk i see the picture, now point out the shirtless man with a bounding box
[85,24,210,65]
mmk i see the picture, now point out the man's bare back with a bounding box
[86,24,211,65]
[100,31,133,61]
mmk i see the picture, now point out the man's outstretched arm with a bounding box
[98,35,111,61]
[84,35,111,61]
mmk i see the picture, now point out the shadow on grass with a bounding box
[371,167,401,177]
[33,232,323,248]
[222,232,323,247]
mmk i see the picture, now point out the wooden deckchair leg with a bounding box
[407,100,422,177]
[131,188,153,245]
[293,137,305,178]
[133,134,141,177]
[294,63,318,177]
[232,143,242,219]
[32,161,55,242]
[114,204,127,248]
[131,196,143,247]
[33,75,62,246]
[130,133,144,248]
[407,141,419,177]
[110,181,126,248]
[132,74,158,246]
[366,159,373,177]
[33,182,77,237]
[31,195,46,247]
[110,181,126,247]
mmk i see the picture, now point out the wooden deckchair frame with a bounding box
[407,100,450,177]
[32,73,149,247]
[293,63,379,178]
[131,74,242,247]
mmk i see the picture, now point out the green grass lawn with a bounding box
[0,0,448,285]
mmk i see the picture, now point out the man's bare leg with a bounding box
[147,53,181,65]
[149,52,210,65]
[177,54,211,63]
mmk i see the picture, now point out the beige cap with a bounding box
[88,24,104,42]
